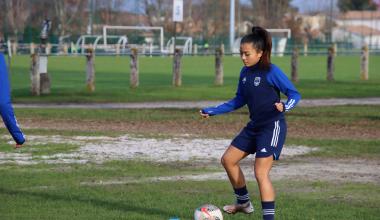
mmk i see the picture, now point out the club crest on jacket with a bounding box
[254,76,261,86]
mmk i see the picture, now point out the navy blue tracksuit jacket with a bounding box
[202,63,301,128]
[0,53,25,145]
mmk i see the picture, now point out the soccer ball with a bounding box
[194,204,223,220]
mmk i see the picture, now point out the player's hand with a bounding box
[199,110,210,119]
[274,102,284,112]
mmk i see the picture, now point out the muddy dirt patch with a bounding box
[1,134,379,184]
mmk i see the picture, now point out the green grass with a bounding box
[0,161,378,220]
[276,181,379,220]
[13,108,203,122]
[8,55,380,103]
[0,128,122,138]
[288,105,380,123]
[1,105,379,219]
[12,105,380,124]
[22,143,80,157]
[0,141,79,155]
[286,138,380,159]
[0,161,222,220]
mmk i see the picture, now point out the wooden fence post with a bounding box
[46,43,51,55]
[63,43,69,55]
[333,43,338,56]
[130,48,139,88]
[172,49,182,87]
[360,45,369,80]
[327,45,335,81]
[12,42,17,56]
[39,54,51,94]
[215,44,224,86]
[86,48,95,92]
[303,41,308,57]
[6,40,12,57]
[193,44,198,55]
[30,43,35,55]
[116,44,120,56]
[30,53,40,96]
[291,47,299,83]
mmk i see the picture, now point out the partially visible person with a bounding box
[0,52,25,147]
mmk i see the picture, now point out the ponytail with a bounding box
[241,26,272,70]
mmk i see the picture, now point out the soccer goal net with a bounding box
[166,37,193,54]
[103,25,164,55]
[75,35,128,54]
[267,29,291,57]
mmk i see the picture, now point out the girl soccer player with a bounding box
[200,26,301,220]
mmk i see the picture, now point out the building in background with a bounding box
[333,11,380,48]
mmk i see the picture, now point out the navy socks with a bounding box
[262,201,275,220]
[234,186,250,204]
[233,187,275,219]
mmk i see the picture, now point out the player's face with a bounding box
[240,43,263,67]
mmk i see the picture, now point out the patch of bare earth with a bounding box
[1,133,379,185]
[289,120,380,140]
[3,115,379,185]
[21,118,380,140]
[81,158,380,186]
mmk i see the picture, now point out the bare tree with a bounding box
[2,0,30,40]
[96,0,125,25]
[53,0,87,45]
[338,0,377,12]
[250,0,293,28]
[284,12,304,43]
[22,0,88,44]
[142,0,197,37]
[143,0,172,30]
[188,0,230,43]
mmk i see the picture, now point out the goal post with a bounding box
[267,29,291,57]
[103,25,164,53]
[266,29,291,38]
[166,37,193,54]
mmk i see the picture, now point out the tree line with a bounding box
[0,0,378,46]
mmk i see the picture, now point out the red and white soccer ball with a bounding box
[194,204,223,220]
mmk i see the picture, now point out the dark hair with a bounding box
[240,26,272,70]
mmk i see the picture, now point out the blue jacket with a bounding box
[0,53,25,145]
[202,63,301,127]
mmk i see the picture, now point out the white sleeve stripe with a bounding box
[285,99,295,110]
[286,103,294,110]
[285,99,294,108]
[285,99,295,108]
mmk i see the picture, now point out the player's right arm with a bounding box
[200,70,247,117]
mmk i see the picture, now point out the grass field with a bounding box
[1,53,379,219]
[7,55,380,103]
[0,106,379,219]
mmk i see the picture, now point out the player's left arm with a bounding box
[267,66,301,112]
[0,53,25,146]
